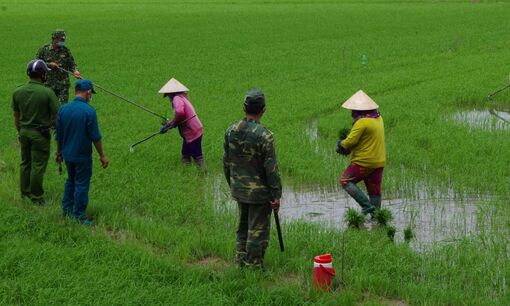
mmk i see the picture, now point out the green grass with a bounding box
[373,209,393,226]
[1,0,510,304]
[344,208,366,229]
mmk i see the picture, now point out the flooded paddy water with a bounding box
[208,175,496,251]
[280,185,492,249]
[208,111,506,250]
[452,109,510,131]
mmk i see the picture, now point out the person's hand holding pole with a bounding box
[48,62,59,70]
[270,198,280,213]
[160,121,176,134]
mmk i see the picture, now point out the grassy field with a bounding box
[1,0,509,304]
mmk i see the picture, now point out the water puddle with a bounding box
[452,109,510,131]
[281,185,494,250]
[208,175,494,250]
[305,118,318,142]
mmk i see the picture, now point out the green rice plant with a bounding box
[372,208,393,226]
[404,226,415,243]
[338,127,351,140]
[344,208,365,229]
[386,226,397,241]
[1,0,510,304]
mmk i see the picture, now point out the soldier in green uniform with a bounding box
[12,60,59,204]
[223,89,282,269]
[36,29,81,104]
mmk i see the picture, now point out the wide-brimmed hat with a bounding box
[158,78,189,95]
[341,90,379,110]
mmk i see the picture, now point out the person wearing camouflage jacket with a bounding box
[36,29,81,104]
[223,89,282,269]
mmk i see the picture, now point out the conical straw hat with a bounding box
[158,78,189,94]
[341,90,379,110]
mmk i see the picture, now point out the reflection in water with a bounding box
[209,174,493,250]
[280,186,491,249]
[452,109,510,131]
[305,118,318,141]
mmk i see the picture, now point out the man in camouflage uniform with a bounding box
[36,29,81,104]
[223,89,282,269]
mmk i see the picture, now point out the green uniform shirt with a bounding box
[36,44,77,89]
[223,118,282,204]
[12,80,59,129]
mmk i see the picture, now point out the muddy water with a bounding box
[452,109,510,131]
[280,185,490,249]
[208,174,491,249]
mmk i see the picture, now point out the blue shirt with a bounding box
[56,97,101,163]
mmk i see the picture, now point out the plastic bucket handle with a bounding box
[320,264,336,276]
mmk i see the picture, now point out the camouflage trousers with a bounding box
[50,83,70,104]
[236,202,272,268]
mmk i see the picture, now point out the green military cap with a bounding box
[52,29,67,39]
[244,88,265,108]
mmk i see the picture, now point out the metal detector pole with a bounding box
[129,115,198,151]
[129,131,160,151]
[55,66,168,120]
[488,83,510,100]
[274,210,285,252]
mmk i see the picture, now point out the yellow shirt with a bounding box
[341,116,386,168]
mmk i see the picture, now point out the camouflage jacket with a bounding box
[223,118,282,204]
[36,44,77,88]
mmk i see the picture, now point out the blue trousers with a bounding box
[62,161,92,220]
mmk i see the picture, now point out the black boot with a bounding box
[343,182,375,215]
[181,155,192,165]
[370,196,382,210]
[194,156,205,168]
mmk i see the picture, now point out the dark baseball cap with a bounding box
[75,79,96,93]
[244,88,265,107]
[52,29,67,39]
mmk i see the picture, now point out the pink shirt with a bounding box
[171,94,203,143]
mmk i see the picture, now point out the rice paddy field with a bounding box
[1,0,510,304]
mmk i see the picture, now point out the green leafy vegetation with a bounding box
[1,0,509,304]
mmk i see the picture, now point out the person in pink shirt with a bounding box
[159,78,204,167]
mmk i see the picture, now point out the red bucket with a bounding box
[313,254,336,290]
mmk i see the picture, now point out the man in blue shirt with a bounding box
[55,79,109,225]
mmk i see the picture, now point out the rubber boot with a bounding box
[236,251,247,268]
[343,182,375,215]
[194,156,205,168]
[181,155,192,165]
[370,196,382,210]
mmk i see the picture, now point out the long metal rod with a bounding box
[488,83,510,100]
[489,109,510,124]
[274,210,284,252]
[129,115,198,150]
[55,66,167,120]
[130,131,160,149]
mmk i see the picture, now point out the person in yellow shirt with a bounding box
[337,90,386,215]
